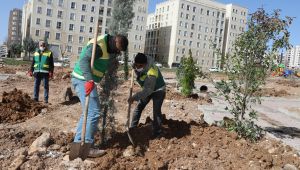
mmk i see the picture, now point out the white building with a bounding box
[0,45,8,58]
[145,0,248,70]
[285,45,300,68]
[22,0,148,66]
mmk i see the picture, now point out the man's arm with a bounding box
[79,44,102,81]
[132,76,157,101]
[30,58,35,72]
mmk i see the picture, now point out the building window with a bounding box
[189,41,192,46]
[80,26,85,32]
[186,14,189,19]
[187,5,190,10]
[207,10,209,16]
[35,30,40,36]
[70,2,76,9]
[184,31,187,37]
[79,36,84,43]
[57,11,63,18]
[185,23,188,28]
[180,12,183,18]
[36,18,41,25]
[177,39,180,44]
[91,6,95,12]
[182,48,185,54]
[78,47,82,54]
[81,15,85,22]
[191,24,195,30]
[55,33,61,40]
[37,7,42,14]
[89,27,93,33]
[46,9,52,16]
[99,7,104,15]
[68,35,73,42]
[45,31,50,39]
[70,13,75,20]
[47,0,52,5]
[193,7,196,12]
[67,46,72,52]
[69,24,74,31]
[178,30,181,35]
[192,15,195,21]
[56,22,62,29]
[45,20,51,27]
[82,4,86,11]
[183,40,186,45]
[90,17,94,23]
[107,8,112,16]
[181,3,184,9]
[58,0,63,7]
[100,0,104,5]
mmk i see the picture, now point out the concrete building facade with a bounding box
[145,0,247,70]
[8,9,23,46]
[0,45,8,58]
[22,0,148,65]
[285,45,300,68]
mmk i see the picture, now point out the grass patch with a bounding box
[3,58,31,66]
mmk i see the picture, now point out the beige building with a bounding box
[0,44,8,58]
[22,0,148,66]
[145,0,248,70]
[8,9,23,46]
[285,45,300,68]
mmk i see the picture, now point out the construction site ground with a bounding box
[0,65,299,169]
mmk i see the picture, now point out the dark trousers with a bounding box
[34,73,49,102]
[131,90,166,134]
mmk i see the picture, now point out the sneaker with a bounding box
[88,148,106,158]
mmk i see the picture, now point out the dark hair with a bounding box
[134,53,147,64]
[116,35,129,51]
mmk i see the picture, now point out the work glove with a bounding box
[27,71,33,77]
[49,72,53,79]
[85,80,95,96]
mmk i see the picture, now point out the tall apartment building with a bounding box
[7,9,23,46]
[285,45,300,68]
[22,0,148,66]
[145,0,247,70]
[0,45,8,58]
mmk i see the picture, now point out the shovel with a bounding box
[69,18,100,161]
[126,69,135,146]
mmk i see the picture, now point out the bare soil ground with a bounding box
[0,65,299,169]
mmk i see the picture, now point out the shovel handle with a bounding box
[126,69,134,127]
[81,18,100,145]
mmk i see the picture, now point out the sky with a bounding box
[0,0,299,46]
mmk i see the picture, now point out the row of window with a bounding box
[181,3,226,18]
[38,0,110,7]
[36,6,111,17]
[179,22,224,35]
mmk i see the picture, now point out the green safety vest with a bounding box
[137,65,165,90]
[72,34,110,83]
[33,50,52,73]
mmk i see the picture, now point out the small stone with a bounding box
[167,145,172,150]
[123,146,135,157]
[283,164,298,170]
[60,146,68,153]
[63,155,70,161]
[9,155,26,170]
[268,147,276,154]
[0,155,4,159]
[49,144,61,150]
[41,108,47,114]
[192,143,197,148]
[84,159,96,165]
[28,132,51,155]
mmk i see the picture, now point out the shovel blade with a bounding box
[69,142,92,161]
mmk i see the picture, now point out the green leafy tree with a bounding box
[109,0,134,80]
[23,36,37,60]
[9,43,22,58]
[214,8,292,141]
[98,0,134,144]
[176,49,202,96]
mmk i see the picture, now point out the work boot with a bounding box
[88,148,106,158]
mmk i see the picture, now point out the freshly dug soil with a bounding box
[0,88,47,123]
[256,88,289,97]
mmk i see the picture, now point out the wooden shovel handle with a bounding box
[81,18,100,145]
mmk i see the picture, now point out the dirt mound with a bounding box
[166,89,212,103]
[0,88,47,123]
[88,118,300,169]
[256,88,289,97]
[276,79,300,88]
[0,64,29,74]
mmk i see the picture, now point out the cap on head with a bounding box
[134,53,147,64]
[39,41,46,47]
[115,35,129,51]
